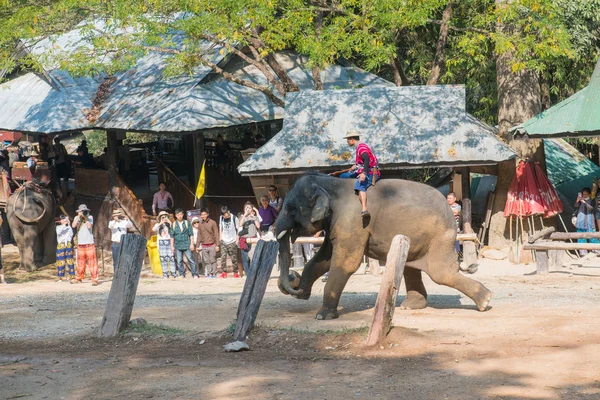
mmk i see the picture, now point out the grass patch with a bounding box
[123,322,185,336]
[226,320,237,334]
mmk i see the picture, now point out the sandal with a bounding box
[361,210,370,218]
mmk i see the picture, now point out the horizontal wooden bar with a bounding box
[523,242,600,251]
[457,233,477,242]
[549,232,600,240]
[247,234,476,245]
[527,227,556,243]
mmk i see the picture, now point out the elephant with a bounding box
[7,182,57,271]
[276,173,492,320]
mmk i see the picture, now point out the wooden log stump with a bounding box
[528,227,556,243]
[366,235,410,347]
[368,257,382,275]
[534,241,549,275]
[99,234,147,337]
[233,240,279,342]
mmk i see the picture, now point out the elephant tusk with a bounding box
[277,230,288,240]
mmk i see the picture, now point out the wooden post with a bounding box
[292,242,304,269]
[99,234,147,337]
[460,167,477,268]
[366,235,410,347]
[535,241,549,275]
[106,130,119,199]
[368,257,381,275]
[233,240,279,342]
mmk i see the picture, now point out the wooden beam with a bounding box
[549,232,600,240]
[248,234,477,246]
[366,235,410,347]
[98,234,147,337]
[527,227,556,243]
[523,242,600,251]
[106,130,118,198]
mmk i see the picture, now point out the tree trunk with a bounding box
[427,1,453,85]
[390,56,411,86]
[311,12,324,91]
[106,130,118,199]
[488,0,544,251]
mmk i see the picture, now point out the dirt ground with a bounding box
[1,244,600,400]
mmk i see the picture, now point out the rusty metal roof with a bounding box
[0,22,390,134]
[238,86,516,175]
[512,57,600,138]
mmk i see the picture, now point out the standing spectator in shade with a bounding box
[258,195,278,235]
[170,208,197,278]
[215,134,230,175]
[219,206,240,278]
[71,204,99,286]
[574,188,600,256]
[156,213,176,279]
[267,185,283,213]
[447,192,462,257]
[239,202,261,275]
[54,136,69,181]
[196,208,219,278]
[0,212,6,284]
[152,182,174,216]
[108,209,133,267]
[191,216,204,276]
[55,214,75,282]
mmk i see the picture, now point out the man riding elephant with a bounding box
[276,173,491,320]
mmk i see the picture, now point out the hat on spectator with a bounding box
[76,204,90,213]
[157,210,169,221]
[112,209,123,217]
[342,131,360,140]
[192,216,200,223]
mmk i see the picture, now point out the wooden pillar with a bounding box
[366,235,410,347]
[106,130,119,198]
[461,167,478,268]
[192,133,204,209]
[98,234,147,337]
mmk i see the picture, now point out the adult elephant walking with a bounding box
[276,173,492,320]
[7,182,56,271]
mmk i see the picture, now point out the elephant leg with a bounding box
[425,239,492,312]
[21,226,39,272]
[316,241,365,320]
[294,239,333,300]
[11,226,26,270]
[42,223,57,265]
[33,227,44,266]
[400,266,428,310]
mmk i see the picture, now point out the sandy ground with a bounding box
[1,244,600,400]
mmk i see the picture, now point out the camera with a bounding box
[81,210,89,217]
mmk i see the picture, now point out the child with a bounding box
[55,214,75,282]
[158,221,177,278]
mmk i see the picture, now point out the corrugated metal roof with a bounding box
[512,57,600,138]
[238,86,516,175]
[0,22,391,134]
[544,138,600,188]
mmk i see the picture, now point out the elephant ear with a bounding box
[310,185,331,223]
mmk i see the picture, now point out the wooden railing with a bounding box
[115,174,154,238]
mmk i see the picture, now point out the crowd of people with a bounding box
[572,180,600,256]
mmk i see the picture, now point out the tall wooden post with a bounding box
[106,130,119,198]
[461,167,478,268]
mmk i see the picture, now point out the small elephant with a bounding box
[7,183,57,271]
[276,173,492,320]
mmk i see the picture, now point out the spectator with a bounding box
[447,192,462,256]
[258,195,278,234]
[55,214,75,282]
[39,134,50,162]
[219,206,240,278]
[97,147,109,170]
[196,208,219,278]
[215,134,230,175]
[71,204,99,286]
[0,150,9,178]
[27,150,39,173]
[80,139,89,155]
[0,212,6,284]
[574,188,600,256]
[156,213,176,279]
[191,216,203,276]
[8,146,19,168]
[76,147,96,169]
[239,202,261,275]
[170,208,198,278]
[152,182,174,216]
[108,209,133,267]
[267,185,283,213]
[54,137,69,181]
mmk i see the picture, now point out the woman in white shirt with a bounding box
[55,215,75,282]
[108,209,133,267]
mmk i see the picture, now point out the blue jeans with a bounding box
[112,243,120,267]
[340,171,373,192]
[175,248,197,277]
[241,245,252,276]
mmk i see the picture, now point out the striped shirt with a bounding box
[355,142,378,175]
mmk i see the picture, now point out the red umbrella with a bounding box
[532,162,563,218]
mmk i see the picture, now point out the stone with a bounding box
[129,318,147,327]
[223,341,250,352]
[481,248,507,260]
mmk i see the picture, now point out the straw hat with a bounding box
[157,210,169,221]
[76,204,90,213]
[342,131,360,139]
[191,216,200,223]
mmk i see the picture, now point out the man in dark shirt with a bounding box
[196,208,220,278]
[258,195,278,234]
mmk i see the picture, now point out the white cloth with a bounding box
[192,227,199,246]
[76,216,94,245]
[56,225,73,245]
[219,216,238,244]
[108,219,133,243]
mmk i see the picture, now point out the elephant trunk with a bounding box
[277,231,303,297]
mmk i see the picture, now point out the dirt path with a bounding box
[1,245,600,399]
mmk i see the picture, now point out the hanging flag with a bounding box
[195,161,206,199]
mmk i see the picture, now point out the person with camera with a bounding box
[238,202,261,275]
[170,208,198,278]
[108,209,133,267]
[71,204,99,286]
[55,214,75,282]
[219,206,240,278]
